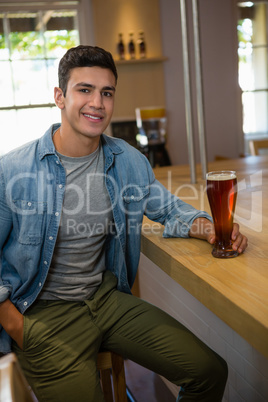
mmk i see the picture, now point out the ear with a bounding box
[54,87,65,110]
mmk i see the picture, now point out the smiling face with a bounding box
[54,66,116,156]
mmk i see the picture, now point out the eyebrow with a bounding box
[75,82,116,92]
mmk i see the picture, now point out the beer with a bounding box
[206,171,238,258]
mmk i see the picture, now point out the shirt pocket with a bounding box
[122,185,149,204]
[121,185,149,217]
[12,200,46,245]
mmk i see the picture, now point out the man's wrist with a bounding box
[0,299,22,332]
[189,217,214,240]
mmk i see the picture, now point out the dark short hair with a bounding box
[58,45,118,96]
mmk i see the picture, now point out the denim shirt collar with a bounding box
[38,123,60,160]
[38,123,124,161]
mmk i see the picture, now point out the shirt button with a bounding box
[56,160,60,164]
[27,202,32,206]
[59,184,63,189]
[55,212,59,216]
[39,282,42,287]
[24,301,28,306]
[44,261,48,265]
[49,236,53,241]
[131,195,134,200]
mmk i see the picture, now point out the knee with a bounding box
[209,354,228,389]
[197,352,228,400]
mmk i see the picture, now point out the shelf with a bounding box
[115,56,168,66]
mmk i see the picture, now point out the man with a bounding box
[0,45,247,401]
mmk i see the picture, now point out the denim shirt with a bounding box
[0,123,212,353]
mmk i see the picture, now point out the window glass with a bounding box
[0,107,61,156]
[45,11,79,58]
[12,59,51,105]
[0,15,9,60]
[238,2,268,137]
[0,61,13,106]
[9,13,44,60]
[242,91,268,135]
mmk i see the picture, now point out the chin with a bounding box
[81,128,102,138]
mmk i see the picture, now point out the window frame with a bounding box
[0,0,94,45]
[0,0,94,155]
[0,0,94,113]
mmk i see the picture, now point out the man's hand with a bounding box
[189,218,248,254]
[0,299,24,349]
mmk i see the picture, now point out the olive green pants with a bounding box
[13,271,227,402]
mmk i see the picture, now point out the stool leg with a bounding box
[111,353,128,402]
[100,368,113,402]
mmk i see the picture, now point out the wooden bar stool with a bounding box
[97,351,128,402]
[249,139,268,155]
[0,352,128,402]
[0,353,35,402]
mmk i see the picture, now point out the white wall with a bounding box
[159,0,244,165]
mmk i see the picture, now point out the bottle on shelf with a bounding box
[128,32,136,59]
[137,30,146,59]
[117,33,125,60]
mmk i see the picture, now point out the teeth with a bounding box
[84,114,101,120]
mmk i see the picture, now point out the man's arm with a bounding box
[189,218,248,254]
[0,162,24,350]
[0,299,24,349]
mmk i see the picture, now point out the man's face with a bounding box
[56,66,116,142]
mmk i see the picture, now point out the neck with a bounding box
[53,127,100,157]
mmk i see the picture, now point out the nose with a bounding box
[90,91,103,109]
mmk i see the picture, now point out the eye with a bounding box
[102,91,113,97]
[80,88,89,93]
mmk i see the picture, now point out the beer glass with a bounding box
[206,170,238,258]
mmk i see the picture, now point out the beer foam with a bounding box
[207,172,236,181]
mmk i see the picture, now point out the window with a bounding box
[0,5,80,155]
[237,2,268,141]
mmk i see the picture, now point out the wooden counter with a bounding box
[141,156,268,359]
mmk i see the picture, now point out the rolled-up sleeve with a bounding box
[145,178,212,238]
[162,204,212,238]
[0,285,12,303]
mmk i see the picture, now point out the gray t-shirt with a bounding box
[39,143,113,301]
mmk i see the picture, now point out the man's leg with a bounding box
[98,288,228,402]
[12,300,105,402]
[13,272,227,401]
